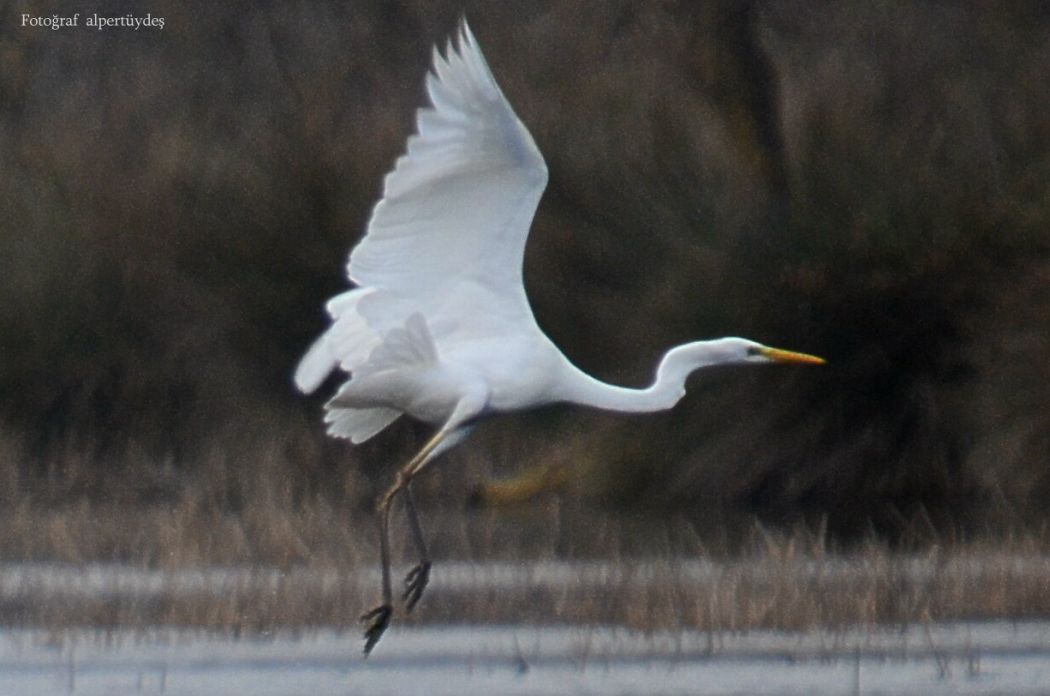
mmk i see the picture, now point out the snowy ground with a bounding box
[4,622,1050,695]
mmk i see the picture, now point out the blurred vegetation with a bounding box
[0,0,1047,548]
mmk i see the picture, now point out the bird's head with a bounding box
[652,337,825,407]
[693,337,826,367]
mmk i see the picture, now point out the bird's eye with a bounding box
[746,346,763,357]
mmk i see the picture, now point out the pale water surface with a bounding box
[3,622,1050,695]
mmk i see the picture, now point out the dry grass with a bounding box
[2,507,1050,636]
[1,408,1048,636]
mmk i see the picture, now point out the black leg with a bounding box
[402,482,431,611]
[361,497,394,656]
[358,428,452,655]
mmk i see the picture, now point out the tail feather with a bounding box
[324,406,402,443]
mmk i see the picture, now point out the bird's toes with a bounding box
[402,561,431,612]
[361,604,392,655]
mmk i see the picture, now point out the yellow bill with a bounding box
[759,346,826,365]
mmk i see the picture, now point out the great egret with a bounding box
[295,20,824,654]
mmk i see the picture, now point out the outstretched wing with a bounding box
[347,19,549,330]
[294,20,554,440]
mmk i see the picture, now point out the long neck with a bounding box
[558,340,736,414]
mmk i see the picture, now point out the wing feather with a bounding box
[346,20,548,327]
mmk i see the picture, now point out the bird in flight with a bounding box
[295,19,824,655]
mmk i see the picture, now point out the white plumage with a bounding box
[296,21,553,443]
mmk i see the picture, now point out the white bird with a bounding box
[295,19,824,654]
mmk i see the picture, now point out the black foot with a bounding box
[361,604,392,656]
[403,561,431,612]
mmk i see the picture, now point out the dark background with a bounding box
[1,0,1047,546]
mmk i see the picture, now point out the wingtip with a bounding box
[434,17,471,74]
[430,42,442,69]
[459,15,474,48]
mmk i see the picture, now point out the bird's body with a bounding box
[296,20,823,655]
[300,290,565,428]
